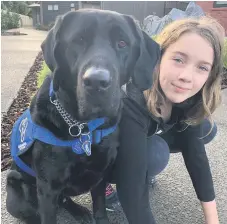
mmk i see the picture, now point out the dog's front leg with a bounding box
[37,178,59,224]
[91,179,110,224]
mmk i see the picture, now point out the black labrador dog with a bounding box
[6,9,160,224]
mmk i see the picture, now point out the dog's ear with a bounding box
[133,31,160,91]
[124,15,161,91]
[41,16,63,72]
[41,15,67,91]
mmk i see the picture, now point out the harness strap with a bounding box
[10,110,36,177]
[11,109,117,177]
[11,79,117,177]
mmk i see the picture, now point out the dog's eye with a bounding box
[117,40,127,48]
[78,36,85,43]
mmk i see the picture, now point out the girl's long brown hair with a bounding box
[144,17,225,128]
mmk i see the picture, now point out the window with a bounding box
[53,4,58,11]
[70,2,76,11]
[213,1,227,8]
[48,5,53,10]
[48,4,58,11]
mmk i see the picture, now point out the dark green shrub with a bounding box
[1,10,20,31]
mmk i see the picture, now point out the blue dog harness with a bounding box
[11,81,117,177]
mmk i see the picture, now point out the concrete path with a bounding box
[1,89,227,223]
[1,28,47,116]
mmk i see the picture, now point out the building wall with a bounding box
[81,2,101,9]
[197,1,227,34]
[101,1,188,22]
[101,1,166,22]
[41,1,79,26]
[32,9,37,26]
[164,1,188,14]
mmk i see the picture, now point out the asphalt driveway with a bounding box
[1,90,227,224]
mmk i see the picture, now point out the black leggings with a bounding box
[111,119,217,224]
[147,119,217,177]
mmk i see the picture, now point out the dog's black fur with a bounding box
[6,9,160,224]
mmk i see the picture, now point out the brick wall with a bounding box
[197,1,227,35]
[209,8,227,35]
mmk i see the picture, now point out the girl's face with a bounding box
[159,32,214,104]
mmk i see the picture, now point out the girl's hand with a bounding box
[201,200,219,224]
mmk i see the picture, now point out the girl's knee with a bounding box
[147,135,170,177]
[200,119,217,144]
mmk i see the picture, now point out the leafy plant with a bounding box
[2,1,32,17]
[223,38,227,69]
[1,10,20,31]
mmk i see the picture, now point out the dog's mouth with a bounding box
[76,86,121,121]
[75,64,121,120]
[77,89,121,121]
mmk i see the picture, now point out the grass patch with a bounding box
[30,61,50,102]
[37,61,50,88]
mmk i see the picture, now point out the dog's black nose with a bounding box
[83,67,111,90]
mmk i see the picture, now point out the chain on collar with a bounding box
[50,95,89,137]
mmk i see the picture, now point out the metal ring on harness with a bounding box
[50,96,57,105]
[69,124,81,137]
[80,123,90,135]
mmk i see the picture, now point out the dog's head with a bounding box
[41,9,160,121]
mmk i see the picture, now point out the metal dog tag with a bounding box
[82,141,91,156]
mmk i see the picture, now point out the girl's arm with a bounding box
[201,200,219,224]
[179,124,218,222]
[114,100,156,224]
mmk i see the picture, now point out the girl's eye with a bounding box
[173,58,183,64]
[199,66,209,72]
[117,40,127,48]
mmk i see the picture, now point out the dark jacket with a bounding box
[114,82,215,224]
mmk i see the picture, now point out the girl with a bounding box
[105,17,225,224]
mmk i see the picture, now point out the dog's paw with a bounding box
[6,170,23,185]
[61,197,93,223]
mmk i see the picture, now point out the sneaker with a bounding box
[105,184,121,212]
